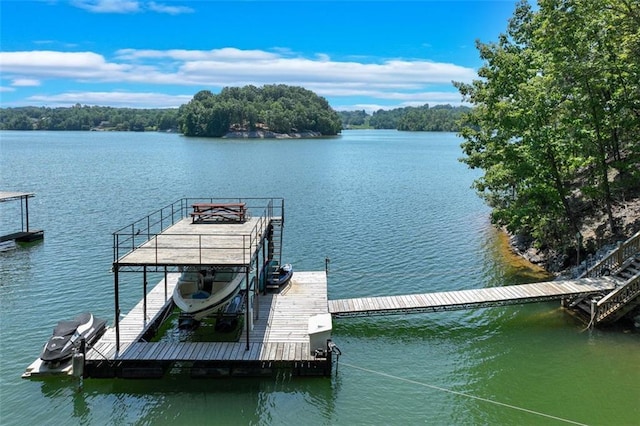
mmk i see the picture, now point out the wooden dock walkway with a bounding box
[83,271,331,378]
[328,277,620,318]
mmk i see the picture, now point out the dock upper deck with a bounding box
[0,191,35,201]
[116,216,272,267]
[113,197,284,269]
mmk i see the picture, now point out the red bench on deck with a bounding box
[190,203,247,223]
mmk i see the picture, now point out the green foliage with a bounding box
[0,105,179,131]
[397,105,471,131]
[360,104,470,131]
[178,84,342,137]
[455,0,640,255]
[338,110,369,128]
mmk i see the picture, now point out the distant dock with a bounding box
[0,191,44,249]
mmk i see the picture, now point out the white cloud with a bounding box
[0,48,475,109]
[26,91,192,108]
[12,78,42,87]
[71,0,141,14]
[0,51,131,79]
[0,86,16,93]
[147,2,193,15]
[115,47,279,62]
[70,0,193,14]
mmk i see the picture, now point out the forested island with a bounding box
[0,85,344,136]
[178,85,341,137]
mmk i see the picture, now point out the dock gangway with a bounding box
[328,277,618,318]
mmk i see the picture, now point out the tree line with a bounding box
[1,97,469,134]
[455,0,640,263]
[338,104,471,131]
[0,104,179,132]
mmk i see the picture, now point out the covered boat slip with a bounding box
[84,271,331,378]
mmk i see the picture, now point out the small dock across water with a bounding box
[0,191,44,246]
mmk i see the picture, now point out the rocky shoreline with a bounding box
[223,130,322,139]
[508,197,640,278]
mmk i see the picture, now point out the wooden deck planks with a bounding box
[86,273,179,361]
[116,216,269,267]
[328,277,618,316]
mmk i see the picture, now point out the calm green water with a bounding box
[0,130,638,425]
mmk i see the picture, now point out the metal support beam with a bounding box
[114,265,120,353]
[143,267,148,325]
[245,266,250,351]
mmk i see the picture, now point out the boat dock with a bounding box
[79,271,331,378]
[22,199,640,380]
[24,198,336,379]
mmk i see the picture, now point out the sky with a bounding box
[0,1,520,112]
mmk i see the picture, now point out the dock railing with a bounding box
[580,230,640,278]
[595,272,640,324]
[577,230,640,324]
[112,197,284,269]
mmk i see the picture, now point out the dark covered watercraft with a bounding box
[267,263,293,289]
[40,312,107,364]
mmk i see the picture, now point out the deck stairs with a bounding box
[573,230,640,325]
[263,218,284,291]
[270,218,283,266]
[593,256,640,324]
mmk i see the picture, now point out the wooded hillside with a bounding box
[455,0,640,269]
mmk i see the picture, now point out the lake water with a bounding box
[0,130,638,425]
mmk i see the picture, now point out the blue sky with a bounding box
[0,1,520,112]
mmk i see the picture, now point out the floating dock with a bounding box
[82,271,331,378]
[24,198,337,379]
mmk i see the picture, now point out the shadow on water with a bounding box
[37,372,341,425]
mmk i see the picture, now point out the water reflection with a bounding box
[37,374,340,425]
